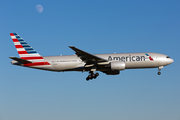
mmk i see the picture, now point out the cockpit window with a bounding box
[166,56,170,58]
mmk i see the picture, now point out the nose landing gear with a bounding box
[157,66,163,75]
[158,71,161,75]
[86,72,99,81]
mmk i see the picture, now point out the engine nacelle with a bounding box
[110,61,125,71]
[105,70,120,75]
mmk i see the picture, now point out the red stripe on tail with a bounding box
[15,45,23,48]
[18,51,28,54]
[12,39,19,42]
[10,33,14,36]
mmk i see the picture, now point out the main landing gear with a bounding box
[86,71,99,81]
[157,66,163,75]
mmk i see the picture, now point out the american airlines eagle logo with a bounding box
[145,53,154,61]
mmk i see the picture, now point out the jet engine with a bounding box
[109,61,125,71]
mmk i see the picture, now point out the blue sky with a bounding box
[0,0,180,120]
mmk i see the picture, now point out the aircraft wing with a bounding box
[9,57,32,64]
[69,46,108,64]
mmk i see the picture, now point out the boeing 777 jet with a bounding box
[9,33,174,81]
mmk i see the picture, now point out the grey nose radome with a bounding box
[170,58,174,64]
[167,58,174,65]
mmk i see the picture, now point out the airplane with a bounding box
[9,33,174,81]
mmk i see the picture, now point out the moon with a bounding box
[36,5,43,13]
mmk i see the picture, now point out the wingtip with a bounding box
[9,56,15,59]
[69,46,75,48]
[9,57,19,60]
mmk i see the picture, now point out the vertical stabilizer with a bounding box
[10,33,44,61]
[10,33,50,66]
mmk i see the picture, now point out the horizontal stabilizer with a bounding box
[9,57,32,64]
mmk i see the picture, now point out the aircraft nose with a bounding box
[170,58,174,64]
[167,58,174,65]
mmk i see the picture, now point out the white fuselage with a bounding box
[29,52,173,72]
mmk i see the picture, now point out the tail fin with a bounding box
[10,33,44,61]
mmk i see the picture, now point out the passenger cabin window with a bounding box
[166,56,170,58]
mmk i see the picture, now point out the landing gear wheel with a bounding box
[86,72,99,80]
[158,72,161,75]
[93,73,99,79]
[92,74,96,78]
[86,77,89,81]
[95,73,99,76]
[157,66,163,76]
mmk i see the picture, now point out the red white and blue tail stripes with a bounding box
[10,33,50,66]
